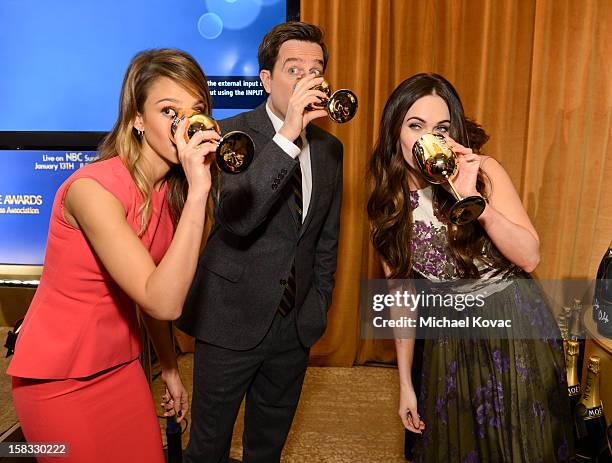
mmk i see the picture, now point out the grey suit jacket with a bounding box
[177,102,343,349]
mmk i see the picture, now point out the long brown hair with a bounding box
[368,73,504,279]
[98,48,212,234]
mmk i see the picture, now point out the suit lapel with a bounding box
[246,103,276,139]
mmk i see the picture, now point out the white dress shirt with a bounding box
[266,101,312,221]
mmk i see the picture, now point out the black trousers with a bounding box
[185,310,309,463]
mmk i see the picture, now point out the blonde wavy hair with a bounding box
[98,48,213,235]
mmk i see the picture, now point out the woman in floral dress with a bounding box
[368,73,573,462]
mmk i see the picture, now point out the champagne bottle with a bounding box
[574,356,612,461]
[593,241,612,338]
[566,339,584,453]
[592,244,608,322]
[607,423,612,458]
[562,305,573,356]
[566,340,581,409]
[557,311,567,332]
[569,299,586,380]
[564,305,573,327]
[561,325,570,358]
[558,308,569,355]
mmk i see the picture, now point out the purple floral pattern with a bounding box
[531,400,546,432]
[557,436,570,461]
[515,356,530,382]
[492,349,510,374]
[409,190,420,210]
[411,188,458,280]
[472,377,505,439]
[410,188,574,462]
[434,360,458,425]
[462,451,480,463]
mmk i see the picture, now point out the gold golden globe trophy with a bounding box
[171,114,255,174]
[305,79,358,123]
[412,133,486,225]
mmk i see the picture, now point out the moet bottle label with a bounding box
[584,404,604,421]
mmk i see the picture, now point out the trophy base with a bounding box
[327,89,358,123]
[216,131,255,174]
[449,196,486,225]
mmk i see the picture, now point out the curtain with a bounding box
[301,0,612,366]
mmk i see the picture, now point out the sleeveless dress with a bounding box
[7,156,174,463]
[409,186,574,463]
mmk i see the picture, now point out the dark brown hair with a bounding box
[368,73,505,279]
[465,118,490,153]
[258,21,328,73]
[98,48,213,234]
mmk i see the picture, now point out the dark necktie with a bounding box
[279,137,303,316]
[291,163,303,227]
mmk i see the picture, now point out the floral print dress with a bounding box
[410,186,573,463]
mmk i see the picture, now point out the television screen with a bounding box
[0,0,298,278]
[0,0,298,148]
[0,150,95,266]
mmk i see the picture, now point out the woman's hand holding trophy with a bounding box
[412,133,486,225]
[171,113,255,174]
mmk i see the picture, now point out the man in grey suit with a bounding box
[178,22,343,463]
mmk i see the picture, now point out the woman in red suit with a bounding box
[7,49,220,462]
